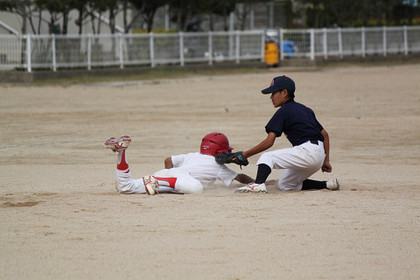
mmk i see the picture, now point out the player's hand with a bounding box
[322,161,332,172]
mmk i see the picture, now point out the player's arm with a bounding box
[164,157,173,169]
[234,173,254,184]
[242,132,277,159]
[320,129,332,172]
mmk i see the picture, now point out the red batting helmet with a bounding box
[200,132,233,157]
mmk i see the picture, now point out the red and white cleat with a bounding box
[143,175,159,195]
[104,136,131,152]
[235,183,267,193]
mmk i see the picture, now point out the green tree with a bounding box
[304,0,419,27]
[34,0,76,34]
[104,0,119,34]
[133,0,168,32]
[168,0,195,31]
[235,0,270,30]
[121,0,141,33]
[86,0,108,34]
[168,0,239,31]
[204,0,236,31]
[73,0,88,34]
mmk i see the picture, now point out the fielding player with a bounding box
[104,133,254,195]
[235,75,340,193]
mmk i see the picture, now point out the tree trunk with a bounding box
[62,12,68,34]
[76,4,84,35]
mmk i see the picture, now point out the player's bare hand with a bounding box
[322,162,332,172]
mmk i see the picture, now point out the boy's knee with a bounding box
[257,152,274,169]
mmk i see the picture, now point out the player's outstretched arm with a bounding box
[234,173,254,184]
[243,132,277,159]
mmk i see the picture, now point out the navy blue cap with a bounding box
[261,75,295,94]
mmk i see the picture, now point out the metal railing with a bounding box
[279,26,420,60]
[0,26,419,72]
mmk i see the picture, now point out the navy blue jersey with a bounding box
[265,100,324,146]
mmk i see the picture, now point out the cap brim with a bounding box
[261,86,277,94]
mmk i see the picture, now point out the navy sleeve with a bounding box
[265,108,286,137]
[311,110,324,131]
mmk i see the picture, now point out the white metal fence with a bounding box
[279,26,420,60]
[0,26,419,72]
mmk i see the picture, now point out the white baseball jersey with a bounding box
[171,152,238,186]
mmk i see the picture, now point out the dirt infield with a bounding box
[1,64,419,279]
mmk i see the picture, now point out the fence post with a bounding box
[26,34,31,72]
[87,34,92,70]
[235,31,240,64]
[52,34,56,71]
[250,6,255,30]
[338,27,343,59]
[149,32,155,67]
[261,30,265,62]
[383,26,387,56]
[279,28,284,60]
[323,28,328,59]
[179,32,184,66]
[229,12,234,31]
[229,30,234,59]
[361,27,366,57]
[403,25,408,56]
[164,5,170,31]
[310,29,315,60]
[119,33,124,69]
[208,31,213,65]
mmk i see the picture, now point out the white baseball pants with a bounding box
[256,140,325,191]
[116,168,204,194]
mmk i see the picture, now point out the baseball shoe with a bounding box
[104,136,131,152]
[326,178,340,190]
[143,175,159,195]
[235,183,267,193]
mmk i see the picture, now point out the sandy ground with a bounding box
[0,63,419,279]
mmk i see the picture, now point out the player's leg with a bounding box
[279,171,339,191]
[301,178,328,190]
[276,141,338,190]
[260,143,324,191]
[141,168,203,195]
[173,173,203,194]
[153,168,204,194]
[235,147,307,193]
[270,142,338,191]
[142,174,176,195]
[302,178,340,190]
[105,136,147,194]
[258,143,325,170]
[115,150,149,194]
[277,167,320,191]
[235,164,269,193]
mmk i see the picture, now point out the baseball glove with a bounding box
[215,151,249,167]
